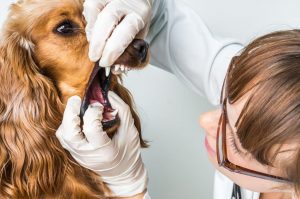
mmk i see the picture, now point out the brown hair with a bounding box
[225,30,300,193]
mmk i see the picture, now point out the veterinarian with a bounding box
[56,0,300,199]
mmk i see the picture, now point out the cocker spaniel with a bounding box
[0,0,149,198]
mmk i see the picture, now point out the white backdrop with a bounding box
[1,0,300,198]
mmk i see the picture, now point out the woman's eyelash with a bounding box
[228,133,243,155]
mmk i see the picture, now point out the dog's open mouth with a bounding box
[80,63,118,130]
[80,39,149,130]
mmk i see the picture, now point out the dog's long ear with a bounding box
[111,76,149,148]
[0,30,69,198]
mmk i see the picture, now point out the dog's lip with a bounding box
[80,64,100,118]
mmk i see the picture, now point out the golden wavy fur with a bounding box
[0,0,149,198]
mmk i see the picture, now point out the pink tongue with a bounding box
[88,77,105,105]
[87,77,114,122]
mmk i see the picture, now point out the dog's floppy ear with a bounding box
[110,76,149,148]
[0,30,68,197]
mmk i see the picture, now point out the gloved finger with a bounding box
[83,102,112,149]
[83,0,107,41]
[107,91,130,113]
[88,4,126,62]
[107,91,141,142]
[99,13,144,67]
[57,96,84,143]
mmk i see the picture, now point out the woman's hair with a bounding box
[226,30,300,192]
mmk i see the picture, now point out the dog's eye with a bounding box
[55,20,78,35]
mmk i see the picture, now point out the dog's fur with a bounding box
[0,0,148,198]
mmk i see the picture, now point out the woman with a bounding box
[56,0,300,198]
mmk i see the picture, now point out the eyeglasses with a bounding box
[216,97,291,184]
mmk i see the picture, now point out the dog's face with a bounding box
[30,0,150,99]
[5,0,149,133]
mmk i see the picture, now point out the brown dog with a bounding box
[0,0,149,198]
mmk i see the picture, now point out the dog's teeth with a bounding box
[120,65,125,71]
[115,65,120,71]
[111,109,118,117]
[105,67,111,77]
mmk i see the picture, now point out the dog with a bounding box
[0,0,149,198]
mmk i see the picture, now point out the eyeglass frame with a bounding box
[216,63,291,184]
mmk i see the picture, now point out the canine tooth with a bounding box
[105,67,111,77]
[111,109,118,117]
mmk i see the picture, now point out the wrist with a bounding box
[101,160,148,197]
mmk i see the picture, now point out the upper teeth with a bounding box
[112,64,131,75]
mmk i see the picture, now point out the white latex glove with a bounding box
[56,92,148,197]
[83,0,153,67]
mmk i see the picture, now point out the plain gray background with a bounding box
[123,0,300,198]
[1,0,300,198]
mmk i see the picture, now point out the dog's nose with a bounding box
[132,39,149,61]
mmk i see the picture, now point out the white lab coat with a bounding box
[146,0,260,198]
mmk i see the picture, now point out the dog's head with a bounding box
[0,0,149,197]
[1,0,149,133]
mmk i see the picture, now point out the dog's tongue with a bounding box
[88,75,105,105]
[87,75,114,121]
[80,64,112,119]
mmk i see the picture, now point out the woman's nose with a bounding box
[199,109,222,137]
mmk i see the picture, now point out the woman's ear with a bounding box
[0,31,67,198]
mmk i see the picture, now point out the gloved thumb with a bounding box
[83,102,112,149]
[108,91,136,139]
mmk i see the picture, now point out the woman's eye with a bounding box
[55,21,77,35]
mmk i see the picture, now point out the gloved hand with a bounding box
[83,0,153,67]
[56,92,148,197]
